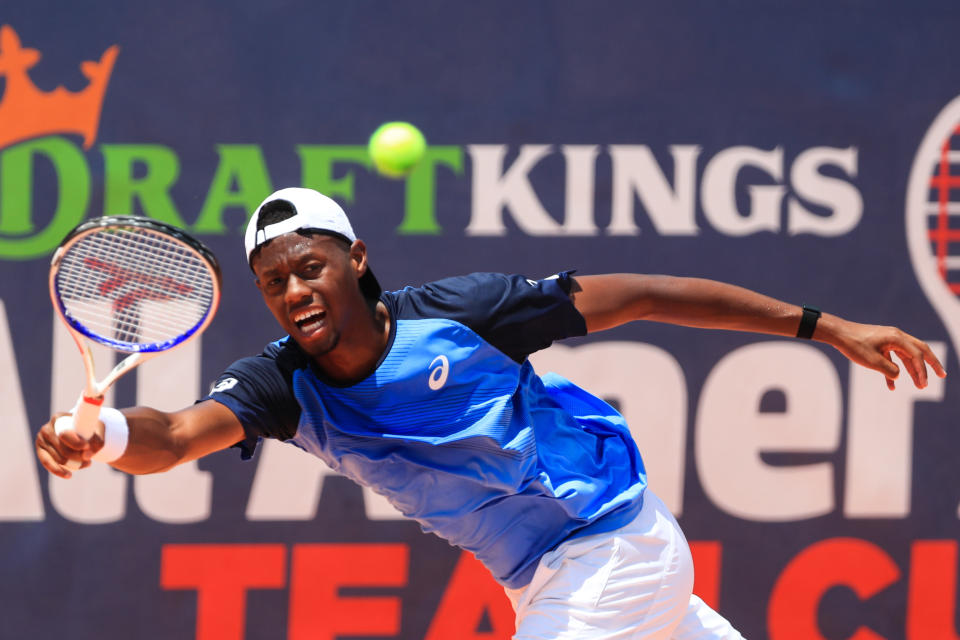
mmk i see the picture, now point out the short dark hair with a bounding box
[256,199,297,230]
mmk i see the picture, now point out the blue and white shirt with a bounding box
[205,271,647,589]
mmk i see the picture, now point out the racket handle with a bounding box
[53,415,84,471]
[73,395,103,440]
[54,396,101,471]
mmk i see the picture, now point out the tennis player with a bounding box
[36,187,946,639]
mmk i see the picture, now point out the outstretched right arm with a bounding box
[35,400,245,479]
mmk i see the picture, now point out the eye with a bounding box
[260,276,284,293]
[301,262,323,277]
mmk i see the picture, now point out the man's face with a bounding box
[251,233,368,358]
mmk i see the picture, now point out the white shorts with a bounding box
[505,491,745,639]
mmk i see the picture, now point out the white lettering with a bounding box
[788,146,862,236]
[696,342,841,521]
[466,144,561,236]
[0,299,45,520]
[246,439,404,521]
[463,143,863,239]
[363,488,406,521]
[844,343,947,518]
[701,146,785,235]
[133,334,212,523]
[609,145,701,236]
[561,145,600,235]
[247,439,331,520]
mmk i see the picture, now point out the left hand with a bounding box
[821,316,947,390]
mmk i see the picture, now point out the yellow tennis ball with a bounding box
[368,122,427,178]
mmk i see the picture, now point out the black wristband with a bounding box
[796,305,821,339]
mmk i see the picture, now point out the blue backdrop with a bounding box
[1,2,958,639]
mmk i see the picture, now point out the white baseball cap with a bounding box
[245,187,381,297]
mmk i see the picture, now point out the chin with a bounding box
[297,331,340,358]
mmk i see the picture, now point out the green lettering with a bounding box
[399,146,463,234]
[297,145,371,203]
[193,145,272,234]
[102,144,186,227]
[0,136,89,259]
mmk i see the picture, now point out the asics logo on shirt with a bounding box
[527,274,559,287]
[428,355,450,390]
[210,378,238,393]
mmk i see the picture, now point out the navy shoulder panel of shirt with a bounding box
[204,338,306,457]
[384,271,587,363]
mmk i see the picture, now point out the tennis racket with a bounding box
[49,216,221,467]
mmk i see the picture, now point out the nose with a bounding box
[284,273,312,306]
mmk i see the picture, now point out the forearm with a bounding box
[570,273,945,390]
[574,274,806,336]
[626,276,861,352]
[630,276,801,335]
[108,407,189,475]
[109,401,246,474]
[37,399,244,479]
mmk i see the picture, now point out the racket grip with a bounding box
[53,415,84,471]
[73,395,103,440]
[54,396,101,471]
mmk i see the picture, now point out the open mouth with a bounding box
[291,308,326,335]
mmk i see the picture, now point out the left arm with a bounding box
[569,274,946,390]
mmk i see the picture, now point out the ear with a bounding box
[349,239,369,280]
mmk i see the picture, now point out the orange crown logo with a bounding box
[0,25,119,150]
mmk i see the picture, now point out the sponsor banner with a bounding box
[0,3,958,639]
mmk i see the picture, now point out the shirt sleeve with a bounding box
[202,347,302,459]
[390,270,587,363]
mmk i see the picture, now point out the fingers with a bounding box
[35,425,78,478]
[911,350,928,388]
[879,349,900,380]
[919,342,948,379]
[888,334,948,389]
[883,355,898,391]
[57,428,93,461]
[34,416,95,479]
[892,346,926,389]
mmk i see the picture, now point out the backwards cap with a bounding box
[245,187,382,298]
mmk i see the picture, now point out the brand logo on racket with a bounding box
[83,256,196,344]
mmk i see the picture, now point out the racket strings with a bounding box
[56,226,216,349]
[929,125,960,295]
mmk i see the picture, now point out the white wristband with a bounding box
[92,407,129,462]
[53,407,129,467]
